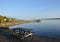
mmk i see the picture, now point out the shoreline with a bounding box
[0,20,40,28]
[0,27,60,42]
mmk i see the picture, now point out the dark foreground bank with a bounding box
[0,34,60,42]
[0,27,60,42]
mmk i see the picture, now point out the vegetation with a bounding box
[0,15,4,23]
[0,15,16,23]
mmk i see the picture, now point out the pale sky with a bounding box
[0,0,60,19]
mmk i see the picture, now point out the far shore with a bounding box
[0,20,40,28]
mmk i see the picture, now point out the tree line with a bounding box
[0,15,16,23]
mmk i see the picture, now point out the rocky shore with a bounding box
[0,32,60,42]
[0,27,60,42]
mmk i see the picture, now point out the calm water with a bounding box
[10,20,60,38]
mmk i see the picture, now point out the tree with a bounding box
[0,16,4,23]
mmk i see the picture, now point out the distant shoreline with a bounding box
[0,20,40,28]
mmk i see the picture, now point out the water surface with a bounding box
[10,20,60,38]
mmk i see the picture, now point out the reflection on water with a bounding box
[10,20,60,38]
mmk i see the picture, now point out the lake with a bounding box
[10,20,60,38]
